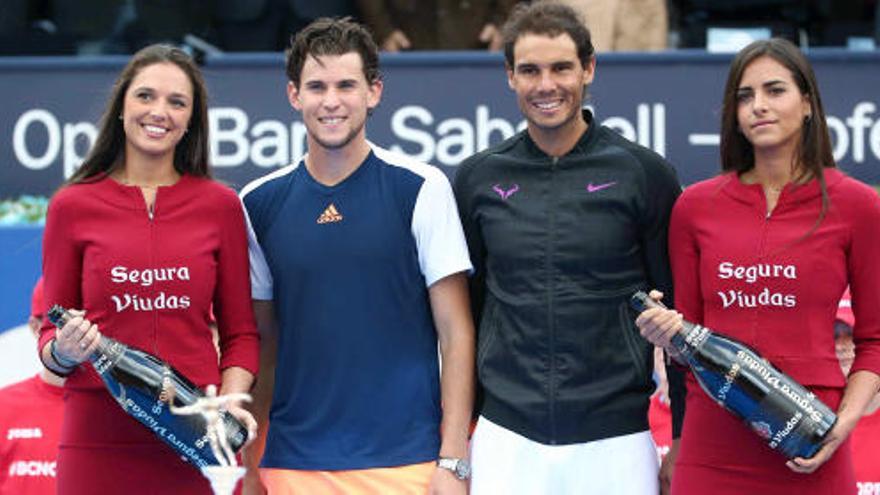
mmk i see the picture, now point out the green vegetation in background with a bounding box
[0,196,48,226]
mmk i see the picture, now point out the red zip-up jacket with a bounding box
[669,168,880,493]
[39,175,259,391]
[672,168,880,387]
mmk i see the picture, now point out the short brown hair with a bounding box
[285,17,381,88]
[502,2,594,69]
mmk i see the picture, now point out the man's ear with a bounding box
[581,56,596,87]
[287,81,302,111]
[367,78,384,111]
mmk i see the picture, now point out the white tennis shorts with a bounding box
[470,416,660,495]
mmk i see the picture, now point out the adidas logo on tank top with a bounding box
[317,203,343,224]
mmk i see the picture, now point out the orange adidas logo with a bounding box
[317,203,343,224]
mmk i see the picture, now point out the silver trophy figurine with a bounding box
[170,384,252,495]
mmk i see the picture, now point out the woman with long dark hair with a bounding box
[635,38,880,493]
[37,44,259,494]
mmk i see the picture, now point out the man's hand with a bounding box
[382,30,411,51]
[429,466,468,495]
[634,290,684,353]
[659,438,679,495]
[240,300,277,495]
[478,24,503,50]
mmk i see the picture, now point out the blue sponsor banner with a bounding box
[1,50,879,327]
[0,227,42,328]
[2,49,879,199]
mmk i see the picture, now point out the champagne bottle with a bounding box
[630,291,836,459]
[47,305,248,468]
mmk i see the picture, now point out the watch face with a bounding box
[439,458,471,480]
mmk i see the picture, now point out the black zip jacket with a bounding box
[453,110,684,445]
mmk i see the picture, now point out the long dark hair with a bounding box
[69,44,211,184]
[720,39,834,217]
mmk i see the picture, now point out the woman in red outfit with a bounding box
[37,45,260,494]
[634,38,880,494]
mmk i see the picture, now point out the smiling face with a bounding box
[288,52,382,152]
[121,62,193,163]
[735,56,811,155]
[507,33,594,139]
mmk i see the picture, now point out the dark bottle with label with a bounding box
[630,291,836,459]
[47,305,247,468]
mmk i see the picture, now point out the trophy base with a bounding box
[201,465,246,495]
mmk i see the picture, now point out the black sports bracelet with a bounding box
[48,339,78,376]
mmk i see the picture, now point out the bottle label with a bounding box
[767,411,803,449]
[681,324,709,353]
[735,350,824,423]
[92,340,124,375]
[152,373,173,415]
[717,362,742,402]
[123,394,209,466]
[116,384,212,467]
[93,353,112,375]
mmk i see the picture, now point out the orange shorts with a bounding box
[260,461,434,495]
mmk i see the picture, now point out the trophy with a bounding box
[46,306,251,468]
[170,385,252,495]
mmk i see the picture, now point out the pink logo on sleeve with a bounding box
[492,184,520,200]
[586,181,617,193]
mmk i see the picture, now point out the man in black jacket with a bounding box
[453,3,684,494]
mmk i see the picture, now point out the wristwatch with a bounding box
[437,457,471,480]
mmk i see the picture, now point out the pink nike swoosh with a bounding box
[587,181,617,193]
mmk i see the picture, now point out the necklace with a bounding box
[116,174,180,189]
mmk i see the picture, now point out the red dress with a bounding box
[851,409,880,494]
[40,176,259,494]
[668,170,880,494]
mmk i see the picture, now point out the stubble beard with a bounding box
[526,104,583,135]
[311,117,366,151]
[522,92,583,135]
